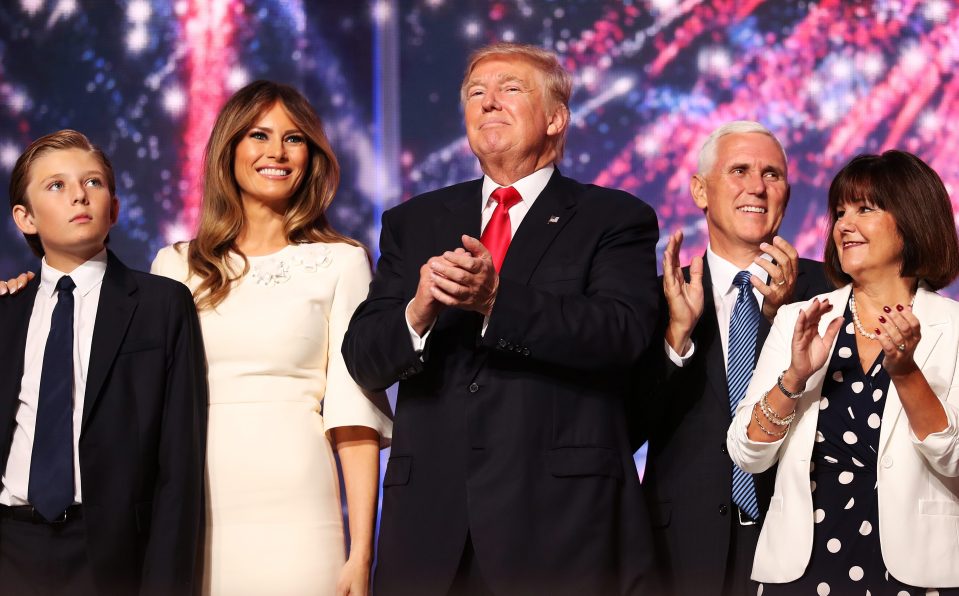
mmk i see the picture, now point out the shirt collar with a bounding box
[40,248,108,298]
[706,245,769,295]
[481,165,555,208]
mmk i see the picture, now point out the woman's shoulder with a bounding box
[151,242,192,280]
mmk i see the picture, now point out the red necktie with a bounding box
[481,186,523,272]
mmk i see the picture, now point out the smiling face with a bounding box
[832,200,903,282]
[12,147,118,270]
[463,56,567,180]
[691,132,789,261]
[233,101,309,209]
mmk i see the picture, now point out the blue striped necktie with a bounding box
[727,271,760,521]
[28,275,76,522]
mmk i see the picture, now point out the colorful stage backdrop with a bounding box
[2,0,958,479]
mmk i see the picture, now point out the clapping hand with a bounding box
[876,304,921,378]
[788,298,843,383]
[427,235,498,315]
[662,229,704,355]
[752,236,799,322]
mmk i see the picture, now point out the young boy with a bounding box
[0,130,206,596]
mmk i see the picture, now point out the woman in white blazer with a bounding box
[727,150,959,595]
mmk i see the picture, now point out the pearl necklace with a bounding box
[849,292,915,341]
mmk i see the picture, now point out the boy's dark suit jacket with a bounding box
[343,171,661,596]
[633,257,830,595]
[0,251,207,596]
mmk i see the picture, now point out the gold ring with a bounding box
[897,343,906,352]
[776,279,786,287]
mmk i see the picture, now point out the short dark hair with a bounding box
[824,150,959,290]
[8,129,116,257]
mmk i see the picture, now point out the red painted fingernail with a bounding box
[896,304,904,311]
[878,316,886,323]
[875,328,881,335]
[883,306,891,313]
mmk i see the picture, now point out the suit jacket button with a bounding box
[720,443,728,455]
[468,383,479,393]
[522,348,530,356]
[399,373,407,380]
[498,339,507,347]
[719,504,729,515]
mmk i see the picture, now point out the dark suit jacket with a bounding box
[343,171,660,596]
[634,257,830,595]
[0,251,207,596]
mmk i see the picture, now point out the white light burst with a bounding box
[20,0,43,17]
[127,0,151,24]
[371,1,391,24]
[127,26,149,53]
[0,142,20,170]
[8,90,28,113]
[901,46,926,71]
[650,0,678,13]
[861,53,885,80]
[923,0,950,23]
[162,86,186,116]
[464,20,480,38]
[226,67,249,91]
[830,57,853,81]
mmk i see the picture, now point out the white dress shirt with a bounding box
[0,249,107,506]
[666,245,769,368]
[407,166,555,350]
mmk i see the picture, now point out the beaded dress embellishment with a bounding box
[249,244,333,286]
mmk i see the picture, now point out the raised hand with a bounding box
[876,303,921,378]
[787,298,843,384]
[662,229,704,355]
[752,236,799,322]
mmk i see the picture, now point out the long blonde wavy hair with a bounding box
[187,80,362,310]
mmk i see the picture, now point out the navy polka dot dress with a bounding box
[759,301,956,596]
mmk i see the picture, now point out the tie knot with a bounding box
[490,186,522,210]
[733,271,752,291]
[55,275,75,294]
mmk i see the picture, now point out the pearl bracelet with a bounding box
[759,390,796,426]
[753,403,789,438]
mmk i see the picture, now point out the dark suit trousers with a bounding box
[724,511,761,596]
[0,514,98,596]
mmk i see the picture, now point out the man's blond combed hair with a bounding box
[460,42,572,159]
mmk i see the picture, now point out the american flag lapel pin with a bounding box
[548,215,560,224]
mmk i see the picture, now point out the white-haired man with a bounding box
[636,121,831,596]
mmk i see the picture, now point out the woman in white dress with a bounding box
[151,80,392,596]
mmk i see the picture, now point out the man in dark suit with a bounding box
[343,43,660,595]
[0,130,206,596]
[636,121,831,595]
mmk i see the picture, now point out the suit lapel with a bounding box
[700,261,732,409]
[498,171,576,284]
[433,179,482,255]
[82,252,138,434]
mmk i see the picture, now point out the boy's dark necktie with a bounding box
[28,275,76,522]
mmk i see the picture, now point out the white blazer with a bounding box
[727,284,959,587]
